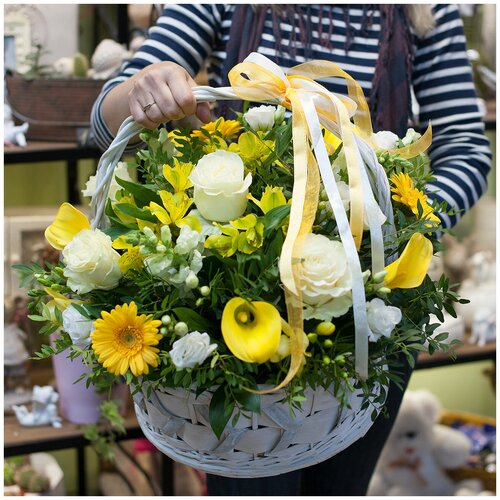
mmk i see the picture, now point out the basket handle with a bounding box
[90,86,247,229]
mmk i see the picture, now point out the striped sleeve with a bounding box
[90,4,225,152]
[413,4,492,228]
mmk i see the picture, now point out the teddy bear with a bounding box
[367,390,472,496]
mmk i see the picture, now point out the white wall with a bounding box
[38,4,79,64]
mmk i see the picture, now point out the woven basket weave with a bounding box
[132,383,382,477]
[91,84,389,477]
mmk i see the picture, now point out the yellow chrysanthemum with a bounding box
[191,118,242,141]
[91,302,162,377]
[390,172,440,222]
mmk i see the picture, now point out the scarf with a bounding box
[219,4,415,136]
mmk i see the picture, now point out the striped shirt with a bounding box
[91,4,491,228]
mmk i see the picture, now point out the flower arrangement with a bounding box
[16,57,464,441]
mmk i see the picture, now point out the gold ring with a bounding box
[142,101,155,112]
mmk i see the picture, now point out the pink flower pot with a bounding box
[51,349,128,424]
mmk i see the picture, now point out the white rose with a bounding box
[169,331,218,369]
[62,305,95,348]
[366,298,402,342]
[62,229,122,294]
[374,130,399,150]
[401,128,422,146]
[297,233,353,320]
[244,105,277,131]
[82,162,133,202]
[189,150,252,222]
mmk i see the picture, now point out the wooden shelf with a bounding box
[4,411,142,457]
[416,340,496,369]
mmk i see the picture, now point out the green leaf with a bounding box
[114,177,162,207]
[234,389,261,414]
[103,226,134,241]
[262,204,291,236]
[105,199,137,230]
[172,307,212,332]
[209,386,234,439]
[27,314,46,322]
[433,332,450,342]
[114,203,157,222]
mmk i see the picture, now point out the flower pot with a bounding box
[51,349,128,424]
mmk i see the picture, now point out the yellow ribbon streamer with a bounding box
[247,146,320,395]
[389,123,433,159]
[227,53,425,388]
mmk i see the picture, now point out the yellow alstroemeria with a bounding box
[113,235,144,273]
[232,214,264,254]
[221,297,281,363]
[163,159,193,193]
[45,203,90,250]
[205,225,239,258]
[149,191,193,227]
[384,233,433,289]
[228,131,274,167]
[248,186,287,214]
[45,287,85,312]
[113,195,139,225]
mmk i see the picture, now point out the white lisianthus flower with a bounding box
[401,128,422,146]
[169,331,218,369]
[244,105,277,131]
[297,233,353,320]
[144,253,174,279]
[374,130,399,150]
[189,150,252,222]
[366,298,402,342]
[62,305,95,348]
[82,161,133,202]
[174,224,204,255]
[62,229,122,294]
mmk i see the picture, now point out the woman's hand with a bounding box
[102,61,212,135]
[128,61,212,129]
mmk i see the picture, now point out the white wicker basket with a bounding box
[91,83,388,478]
[132,383,383,477]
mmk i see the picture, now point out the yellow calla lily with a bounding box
[384,233,433,289]
[45,203,90,250]
[221,297,281,363]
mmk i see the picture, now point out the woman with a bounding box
[91,5,491,495]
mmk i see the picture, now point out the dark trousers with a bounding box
[206,356,414,496]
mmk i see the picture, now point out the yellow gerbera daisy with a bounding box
[91,302,162,377]
[390,172,440,222]
[191,118,242,141]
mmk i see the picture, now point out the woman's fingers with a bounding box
[128,62,205,129]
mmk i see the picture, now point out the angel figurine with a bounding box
[12,385,62,428]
